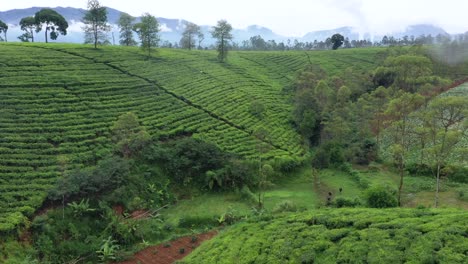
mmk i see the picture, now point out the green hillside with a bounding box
[379,82,468,166]
[0,43,382,233]
[182,208,468,263]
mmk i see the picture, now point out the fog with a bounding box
[1,0,467,36]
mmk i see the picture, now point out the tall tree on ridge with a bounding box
[422,96,467,207]
[18,16,37,42]
[118,12,137,46]
[384,92,424,206]
[133,13,160,57]
[83,0,111,48]
[211,20,233,62]
[180,21,202,50]
[0,19,8,42]
[35,8,68,43]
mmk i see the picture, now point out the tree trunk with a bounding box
[62,195,65,220]
[398,165,403,207]
[221,36,224,62]
[435,163,440,208]
[94,24,98,49]
[188,34,192,50]
[45,27,48,43]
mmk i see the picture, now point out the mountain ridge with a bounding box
[0,7,455,44]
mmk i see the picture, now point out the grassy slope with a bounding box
[183,208,468,263]
[0,43,382,233]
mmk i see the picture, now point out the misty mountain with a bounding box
[0,7,452,45]
[301,27,361,42]
[391,24,449,39]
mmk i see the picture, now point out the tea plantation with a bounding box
[0,43,382,233]
[183,208,468,263]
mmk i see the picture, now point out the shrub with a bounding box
[272,156,302,173]
[332,197,361,208]
[249,100,265,118]
[239,186,257,204]
[312,142,344,169]
[442,165,468,183]
[178,215,216,228]
[272,200,298,213]
[406,163,433,177]
[365,186,397,208]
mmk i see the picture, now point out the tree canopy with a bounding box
[211,20,233,62]
[18,16,37,42]
[83,0,110,48]
[331,33,344,50]
[34,8,68,43]
[180,21,202,50]
[133,13,160,57]
[0,19,8,42]
[118,12,137,46]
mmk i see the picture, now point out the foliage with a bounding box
[183,209,468,264]
[1,43,463,235]
[365,186,398,208]
[211,20,233,62]
[0,239,38,263]
[18,17,37,42]
[312,142,345,169]
[83,0,111,48]
[272,200,297,213]
[384,92,425,206]
[96,236,119,262]
[331,33,344,50]
[180,22,202,50]
[34,8,68,43]
[133,13,160,56]
[118,12,137,46]
[144,137,228,186]
[249,100,265,119]
[331,197,362,208]
[239,185,257,204]
[0,19,8,42]
[111,112,151,158]
[48,155,131,200]
[68,198,96,217]
[421,95,467,206]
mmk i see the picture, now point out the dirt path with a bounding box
[312,168,335,205]
[116,231,217,264]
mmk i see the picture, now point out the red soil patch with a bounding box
[117,231,217,264]
[113,205,124,216]
[130,210,149,219]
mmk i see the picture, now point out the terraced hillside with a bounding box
[183,209,468,263]
[0,43,381,233]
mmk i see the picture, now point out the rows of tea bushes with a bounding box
[0,45,279,232]
[183,208,468,263]
[44,46,382,159]
[0,43,382,233]
[49,46,305,157]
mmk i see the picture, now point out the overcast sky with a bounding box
[1,0,467,36]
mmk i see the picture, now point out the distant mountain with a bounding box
[301,27,360,42]
[0,7,453,45]
[0,7,188,44]
[391,24,449,39]
[300,25,449,42]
